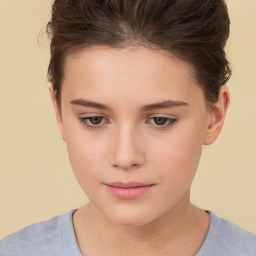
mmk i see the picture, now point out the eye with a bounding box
[152,117,169,125]
[147,117,178,129]
[79,116,107,129]
[87,116,103,125]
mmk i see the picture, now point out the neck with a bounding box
[73,192,210,256]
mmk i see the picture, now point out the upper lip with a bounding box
[105,181,153,188]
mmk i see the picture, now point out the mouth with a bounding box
[104,181,154,200]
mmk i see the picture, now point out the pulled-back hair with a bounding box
[46,0,232,108]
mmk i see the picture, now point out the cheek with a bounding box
[63,125,106,190]
[150,123,205,192]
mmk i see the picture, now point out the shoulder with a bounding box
[216,213,256,255]
[197,210,256,256]
[0,210,74,256]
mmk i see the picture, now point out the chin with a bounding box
[103,205,158,227]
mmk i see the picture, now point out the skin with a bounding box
[50,46,230,255]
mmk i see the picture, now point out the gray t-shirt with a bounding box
[0,209,256,255]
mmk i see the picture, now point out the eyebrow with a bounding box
[70,99,110,110]
[140,100,188,111]
[70,99,188,111]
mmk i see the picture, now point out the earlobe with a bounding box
[203,85,230,145]
[49,86,65,142]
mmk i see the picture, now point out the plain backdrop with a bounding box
[0,0,255,238]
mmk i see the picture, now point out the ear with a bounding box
[49,86,65,142]
[203,85,230,145]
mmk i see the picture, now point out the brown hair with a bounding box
[46,0,232,109]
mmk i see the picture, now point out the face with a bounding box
[51,46,227,227]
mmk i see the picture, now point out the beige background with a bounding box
[0,0,255,238]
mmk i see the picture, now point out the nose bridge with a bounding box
[110,122,144,170]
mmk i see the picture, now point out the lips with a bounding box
[106,181,152,188]
[104,181,154,200]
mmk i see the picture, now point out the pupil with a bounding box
[154,117,167,125]
[90,117,102,125]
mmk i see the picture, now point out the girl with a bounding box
[1,0,255,255]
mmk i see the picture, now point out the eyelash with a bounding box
[79,116,178,130]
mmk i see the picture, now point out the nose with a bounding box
[109,125,145,171]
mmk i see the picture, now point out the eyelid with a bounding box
[78,115,178,130]
[147,113,178,118]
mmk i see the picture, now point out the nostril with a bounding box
[112,162,139,170]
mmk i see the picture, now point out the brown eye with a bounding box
[147,117,178,129]
[89,116,103,125]
[79,116,108,130]
[153,117,168,125]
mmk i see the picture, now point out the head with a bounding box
[47,0,231,226]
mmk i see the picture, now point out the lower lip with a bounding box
[105,185,153,200]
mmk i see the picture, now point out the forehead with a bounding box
[64,46,195,81]
[62,46,204,107]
